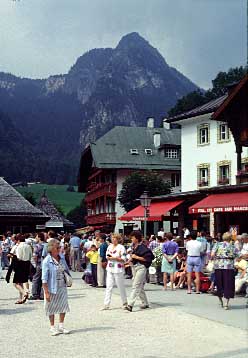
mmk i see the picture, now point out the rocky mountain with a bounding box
[0,32,199,184]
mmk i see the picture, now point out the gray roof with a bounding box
[0,177,48,217]
[167,95,228,123]
[89,126,181,170]
[36,193,74,227]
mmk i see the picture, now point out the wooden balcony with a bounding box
[86,212,116,225]
[85,182,117,202]
[236,171,248,185]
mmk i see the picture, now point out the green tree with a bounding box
[118,171,171,212]
[168,66,247,117]
[168,90,207,117]
[23,192,36,206]
[209,66,247,98]
[66,200,87,228]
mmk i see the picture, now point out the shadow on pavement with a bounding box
[200,347,248,358]
[70,326,114,334]
[68,294,85,300]
[150,302,182,308]
[0,307,35,315]
[229,305,247,310]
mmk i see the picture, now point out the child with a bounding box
[86,245,98,287]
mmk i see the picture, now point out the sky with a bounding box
[0,0,247,89]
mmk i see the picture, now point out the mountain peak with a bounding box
[117,32,150,49]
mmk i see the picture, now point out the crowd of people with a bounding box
[148,229,248,309]
[0,228,248,336]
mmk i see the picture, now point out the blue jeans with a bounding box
[32,265,43,298]
[1,252,9,269]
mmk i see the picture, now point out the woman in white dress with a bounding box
[102,234,127,310]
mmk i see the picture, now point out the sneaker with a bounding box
[140,304,149,309]
[124,305,132,312]
[50,327,60,336]
[101,306,110,311]
[58,327,70,334]
[28,296,39,301]
[122,303,128,309]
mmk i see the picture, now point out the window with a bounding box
[145,149,153,155]
[171,173,180,187]
[198,124,210,145]
[130,149,139,155]
[165,148,178,159]
[197,165,209,187]
[218,163,230,185]
[218,124,230,142]
[242,163,248,172]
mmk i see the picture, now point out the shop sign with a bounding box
[191,206,248,213]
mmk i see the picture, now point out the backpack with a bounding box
[143,247,155,268]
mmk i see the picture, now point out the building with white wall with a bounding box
[78,120,181,233]
[167,96,248,193]
[165,87,248,236]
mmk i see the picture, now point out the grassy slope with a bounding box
[16,184,85,215]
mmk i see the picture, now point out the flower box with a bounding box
[218,178,229,185]
[198,181,208,187]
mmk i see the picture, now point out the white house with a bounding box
[167,96,248,193]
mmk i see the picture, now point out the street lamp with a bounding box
[140,191,151,240]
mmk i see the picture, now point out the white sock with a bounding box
[59,323,64,329]
[50,325,55,330]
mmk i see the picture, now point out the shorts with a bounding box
[187,256,201,273]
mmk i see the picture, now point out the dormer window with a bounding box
[165,148,178,159]
[130,149,139,155]
[145,149,153,155]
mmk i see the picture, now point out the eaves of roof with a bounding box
[167,95,227,123]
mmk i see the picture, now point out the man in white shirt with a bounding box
[16,236,32,298]
[186,231,203,294]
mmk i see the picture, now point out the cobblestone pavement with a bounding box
[0,272,247,358]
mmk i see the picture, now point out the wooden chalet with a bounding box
[78,123,181,232]
[0,177,49,233]
[212,74,248,184]
[36,191,74,231]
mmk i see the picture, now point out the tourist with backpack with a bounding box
[125,231,154,312]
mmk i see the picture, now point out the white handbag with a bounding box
[64,270,73,287]
[206,260,214,273]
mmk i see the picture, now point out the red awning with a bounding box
[189,192,248,214]
[119,200,183,221]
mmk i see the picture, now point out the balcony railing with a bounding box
[85,182,117,202]
[86,212,116,225]
[236,171,248,185]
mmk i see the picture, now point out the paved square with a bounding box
[0,272,247,358]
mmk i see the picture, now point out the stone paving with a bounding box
[0,272,247,358]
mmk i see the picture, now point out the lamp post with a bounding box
[140,191,151,240]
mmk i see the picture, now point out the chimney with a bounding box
[153,132,161,148]
[163,118,170,129]
[147,117,154,128]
